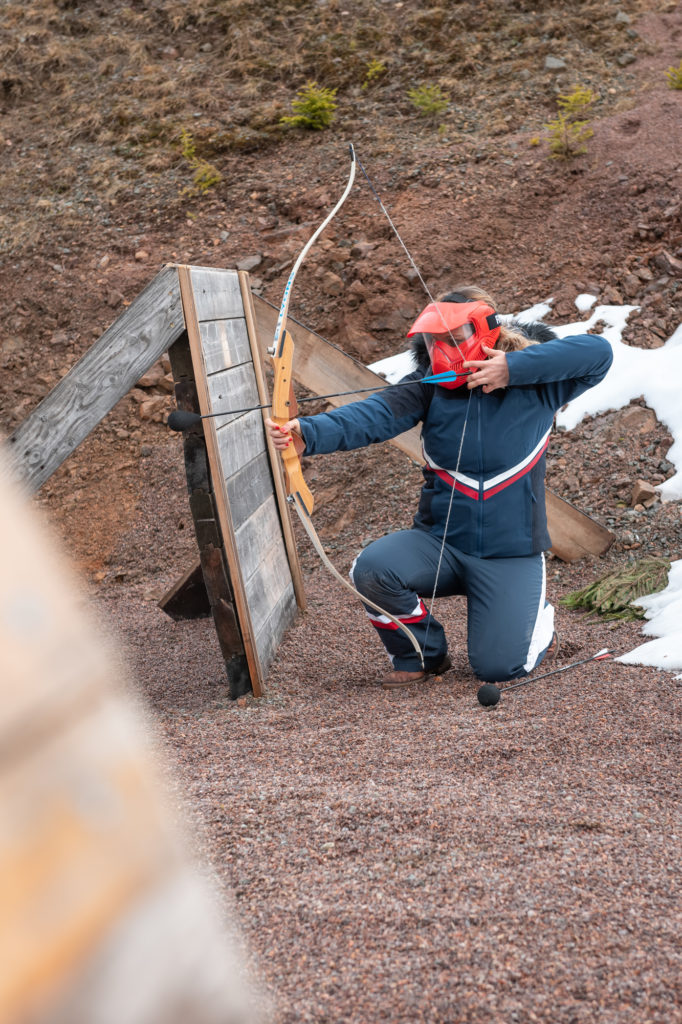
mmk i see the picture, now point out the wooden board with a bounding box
[177,266,301,696]
[251,295,614,562]
[7,265,185,492]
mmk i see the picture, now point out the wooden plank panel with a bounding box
[8,266,184,492]
[200,319,252,375]
[251,295,615,562]
[205,364,261,428]
[225,452,276,531]
[234,495,283,583]
[243,541,295,637]
[239,274,306,611]
[187,267,244,322]
[545,490,614,559]
[254,583,298,674]
[214,410,265,482]
[178,265,263,696]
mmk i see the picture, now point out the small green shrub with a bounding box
[407,83,449,118]
[560,557,670,621]
[179,127,222,194]
[362,58,387,90]
[664,60,682,89]
[545,86,596,158]
[280,81,337,130]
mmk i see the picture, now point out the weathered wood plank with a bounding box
[234,495,284,584]
[178,265,263,696]
[225,451,276,531]
[187,266,244,322]
[205,364,261,429]
[239,272,306,611]
[200,318,252,375]
[157,561,211,620]
[244,541,295,637]
[8,265,185,492]
[254,583,298,675]
[251,294,615,562]
[545,490,613,559]
[214,409,265,482]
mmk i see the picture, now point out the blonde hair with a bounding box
[439,285,537,352]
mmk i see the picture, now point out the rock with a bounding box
[138,396,169,422]
[105,289,125,308]
[623,274,640,298]
[134,249,149,261]
[236,254,262,272]
[321,271,344,296]
[652,250,682,277]
[631,479,657,507]
[599,405,657,440]
[351,241,374,259]
[137,361,166,388]
[544,56,567,71]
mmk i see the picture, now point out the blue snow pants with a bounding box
[350,529,555,681]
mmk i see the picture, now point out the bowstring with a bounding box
[355,147,472,664]
[355,153,469,363]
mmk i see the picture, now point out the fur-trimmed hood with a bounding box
[410,319,558,374]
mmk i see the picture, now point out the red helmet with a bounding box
[407,299,501,389]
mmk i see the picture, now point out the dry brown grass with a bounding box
[0,0,653,255]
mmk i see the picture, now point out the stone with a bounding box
[623,274,640,298]
[321,271,344,296]
[136,361,166,388]
[544,56,567,71]
[236,254,262,272]
[631,479,657,507]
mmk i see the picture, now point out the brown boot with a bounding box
[381,654,452,690]
[546,631,560,661]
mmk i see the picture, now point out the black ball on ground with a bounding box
[477,683,501,707]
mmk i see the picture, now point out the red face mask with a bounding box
[407,300,502,389]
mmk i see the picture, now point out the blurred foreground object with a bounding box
[0,451,261,1024]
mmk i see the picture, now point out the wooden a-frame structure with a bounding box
[5,265,614,699]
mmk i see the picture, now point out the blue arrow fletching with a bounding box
[421,370,470,385]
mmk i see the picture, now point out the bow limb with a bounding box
[290,492,425,668]
[271,143,357,362]
[268,144,424,669]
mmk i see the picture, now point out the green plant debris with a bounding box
[407,83,449,117]
[560,557,671,621]
[179,127,222,195]
[362,58,387,90]
[664,60,682,89]
[545,86,596,158]
[280,81,337,130]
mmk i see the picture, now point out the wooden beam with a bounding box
[7,265,185,492]
[251,295,614,562]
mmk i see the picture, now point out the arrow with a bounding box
[477,648,617,707]
[167,370,471,432]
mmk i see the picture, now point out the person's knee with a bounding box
[349,547,386,598]
[469,649,525,683]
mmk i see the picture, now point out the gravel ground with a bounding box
[88,430,682,1024]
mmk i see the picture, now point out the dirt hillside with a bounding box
[1,2,682,1021]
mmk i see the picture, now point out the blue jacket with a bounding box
[298,332,613,558]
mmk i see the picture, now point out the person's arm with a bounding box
[266,378,430,456]
[504,333,613,407]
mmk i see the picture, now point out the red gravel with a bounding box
[91,433,682,1024]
